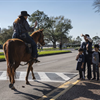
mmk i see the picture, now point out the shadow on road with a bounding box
[57,80,100,100]
[14,81,56,100]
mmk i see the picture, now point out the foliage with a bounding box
[93,0,100,12]
[28,10,49,29]
[0,26,13,44]
[92,36,100,44]
[44,16,73,48]
[76,36,82,44]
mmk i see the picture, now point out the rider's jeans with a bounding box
[12,32,38,58]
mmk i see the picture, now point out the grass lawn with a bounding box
[39,50,71,55]
[0,55,5,60]
[0,52,4,55]
[0,50,71,60]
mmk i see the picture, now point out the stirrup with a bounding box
[32,58,40,63]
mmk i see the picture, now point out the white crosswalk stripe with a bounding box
[0,71,78,82]
[56,73,70,81]
[18,72,26,81]
[0,71,7,80]
[38,72,51,81]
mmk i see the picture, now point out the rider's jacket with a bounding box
[13,16,34,36]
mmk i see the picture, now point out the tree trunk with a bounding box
[53,42,56,48]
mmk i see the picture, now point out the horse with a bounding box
[3,29,45,89]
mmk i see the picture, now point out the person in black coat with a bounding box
[12,11,40,63]
[76,48,85,80]
[81,34,93,80]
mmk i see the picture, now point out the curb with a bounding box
[0,59,6,62]
[37,73,79,100]
[38,51,72,57]
[0,51,72,62]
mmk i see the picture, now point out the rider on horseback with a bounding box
[12,11,40,63]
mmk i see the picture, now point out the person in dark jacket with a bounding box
[12,11,39,62]
[76,48,85,80]
[87,44,100,81]
[81,34,93,80]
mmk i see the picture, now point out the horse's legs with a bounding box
[9,62,20,89]
[26,62,33,84]
[13,62,20,83]
[9,67,15,89]
[30,66,35,79]
[7,66,11,83]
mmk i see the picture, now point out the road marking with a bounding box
[56,73,70,81]
[18,72,26,81]
[38,72,51,81]
[38,80,80,100]
[0,71,78,83]
[50,80,80,100]
[0,71,7,80]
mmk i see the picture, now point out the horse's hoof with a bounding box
[26,81,30,85]
[9,84,13,88]
[9,84,15,90]
[32,77,36,79]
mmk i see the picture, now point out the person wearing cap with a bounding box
[12,11,39,63]
[81,34,93,80]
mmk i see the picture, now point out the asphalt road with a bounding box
[0,50,78,100]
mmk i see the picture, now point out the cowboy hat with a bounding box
[19,11,30,17]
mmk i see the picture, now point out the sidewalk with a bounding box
[57,79,100,100]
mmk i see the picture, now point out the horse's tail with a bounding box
[4,40,13,76]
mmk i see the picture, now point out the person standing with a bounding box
[87,44,100,81]
[76,48,85,80]
[81,34,93,80]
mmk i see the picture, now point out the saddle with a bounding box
[25,43,32,54]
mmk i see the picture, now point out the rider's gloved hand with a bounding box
[34,21,37,28]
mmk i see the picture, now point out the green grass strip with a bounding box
[0,55,5,60]
[0,50,71,60]
[39,50,71,55]
[0,52,4,55]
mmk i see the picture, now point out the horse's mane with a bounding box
[30,29,43,36]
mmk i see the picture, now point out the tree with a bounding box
[92,36,100,44]
[44,16,73,48]
[93,0,100,12]
[28,10,49,29]
[0,26,13,43]
[76,36,82,44]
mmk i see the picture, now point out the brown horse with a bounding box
[3,29,45,89]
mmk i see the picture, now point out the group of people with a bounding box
[76,34,100,81]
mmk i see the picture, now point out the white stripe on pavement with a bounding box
[56,73,70,81]
[38,72,51,81]
[18,72,26,81]
[0,71,7,80]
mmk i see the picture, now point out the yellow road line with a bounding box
[50,80,80,100]
[38,80,80,100]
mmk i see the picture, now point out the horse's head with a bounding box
[37,29,45,46]
[31,29,45,46]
